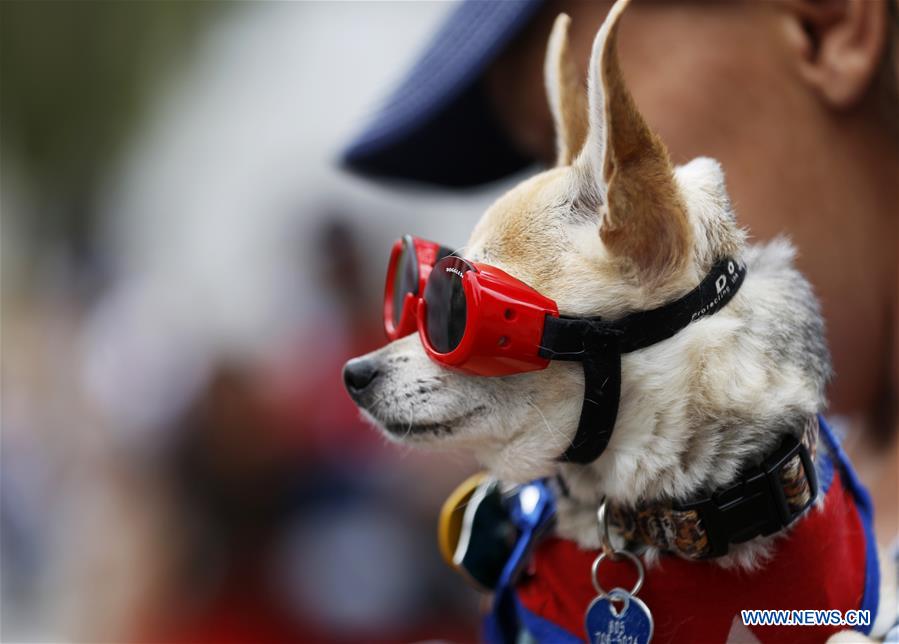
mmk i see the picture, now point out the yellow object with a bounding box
[437,471,489,568]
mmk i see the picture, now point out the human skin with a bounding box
[485,0,898,538]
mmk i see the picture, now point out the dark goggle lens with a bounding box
[392,238,419,326]
[424,257,471,353]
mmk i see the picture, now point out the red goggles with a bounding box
[384,235,560,377]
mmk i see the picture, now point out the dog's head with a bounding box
[343,0,746,483]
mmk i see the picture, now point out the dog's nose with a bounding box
[343,357,380,399]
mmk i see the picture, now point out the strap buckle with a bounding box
[673,434,818,558]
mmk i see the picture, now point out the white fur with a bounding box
[349,1,819,568]
[345,0,893,634]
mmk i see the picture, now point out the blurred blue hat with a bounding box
[342,0,545,187]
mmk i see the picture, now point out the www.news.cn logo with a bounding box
[741,609,871,627]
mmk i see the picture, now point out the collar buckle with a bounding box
[673,433,818,558]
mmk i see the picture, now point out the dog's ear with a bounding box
[545,14,588,166]
[577,0,691,282]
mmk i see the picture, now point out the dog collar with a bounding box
[605,415,819,559]
[509,416,878,643]
[539,257,746,464]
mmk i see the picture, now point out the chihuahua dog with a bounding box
[344,1,896,641]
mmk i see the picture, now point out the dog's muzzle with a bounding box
[354,233,749,466]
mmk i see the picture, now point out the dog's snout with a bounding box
[343,357,380,400]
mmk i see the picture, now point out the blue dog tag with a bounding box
[585,587,654,644]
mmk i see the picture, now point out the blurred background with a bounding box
[3,2,897,643]
[0,2,523,641]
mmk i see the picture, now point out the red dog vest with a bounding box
[498,417,880,643]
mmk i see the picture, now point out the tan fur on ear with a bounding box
[545,14,589,166]
[590,0,691,281]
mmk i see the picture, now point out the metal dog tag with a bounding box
[585,587,654,644]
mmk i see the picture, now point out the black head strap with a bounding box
[540,258,747,464]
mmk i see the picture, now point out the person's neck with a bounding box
[837,120,899,434]
[841,128,898,536]
[753,113,897,422]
